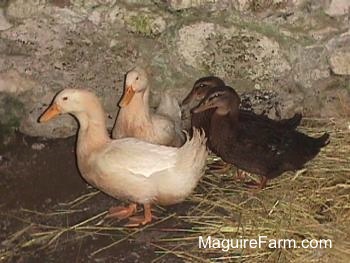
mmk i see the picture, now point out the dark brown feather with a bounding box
[191,86,330,182]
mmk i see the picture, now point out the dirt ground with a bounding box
[0,119,349,263]
[0,133,188,262]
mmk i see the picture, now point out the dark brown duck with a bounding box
[182,76,302,138]
[192,87,330,189]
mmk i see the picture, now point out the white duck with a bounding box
[112,66,185,147]
[39,89,207,226]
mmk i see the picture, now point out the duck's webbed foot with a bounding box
[105,203,137,220]
[236,169,248,181]
[208,159,232,174]
[244,176,268,190]
[125,204,153,227]
[259,176,268,189]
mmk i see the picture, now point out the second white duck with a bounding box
[112,66,185,147]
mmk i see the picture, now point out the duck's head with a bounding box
[182,76,225,107]
[119,66,149,107]
[192,87,240,116]
[39,89,100,122]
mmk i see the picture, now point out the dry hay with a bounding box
[1,118,349,262]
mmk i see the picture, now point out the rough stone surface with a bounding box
[177,21,291,85]
[0,70,37,94]
[7,0,46,19]
[0,9,11,31]
[329,51,350,75]
[166,0,237,11]
[0,0,349,138]
[177,22,217,68]
[292,45,330,89]
[202,30,291,86]
[325,0,350,17]
[326,31,350,75]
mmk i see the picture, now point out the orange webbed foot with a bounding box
[236,169,248,181]
[124,204,153,227]
[125,216,152,227]
[243,176,268,190]
[208,160,232,174]
[105,203,137,220]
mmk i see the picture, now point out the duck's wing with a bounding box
[239,110,302,130]
[237,124,288,155]
[235,124,327,165]
[95,138,178,178]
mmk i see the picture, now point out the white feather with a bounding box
[95,138,177,178]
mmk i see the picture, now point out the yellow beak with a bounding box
[39,103,61,123]
[119,85,135,107]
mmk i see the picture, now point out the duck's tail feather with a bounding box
[176,128,208,178]
[154,129,207,205]
[278,113,302,129]
[288,113,302,129]
[315,132,330,147]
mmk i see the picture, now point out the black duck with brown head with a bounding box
[192,88,330,188]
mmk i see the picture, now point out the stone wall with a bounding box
[0,0,349,138]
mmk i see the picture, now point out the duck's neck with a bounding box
[211,109,238,128]
[119,88,151,124]
[192,110,214,136]
[209,110,238,152]
[75,110,111,158]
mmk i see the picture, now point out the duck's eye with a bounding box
[136,77,139,81]
[62,97,68,101]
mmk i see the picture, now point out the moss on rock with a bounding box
[0,94,25,141]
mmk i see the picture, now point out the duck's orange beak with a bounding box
[119,85,135,107]
[39,103,61,123]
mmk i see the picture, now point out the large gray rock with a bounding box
[0,70,41,137]
[0,70,36,94]
[0,8,11,31]
[292,45,330,88]
[324,0,350,17]
[6,71,79,139]
[166,0,237,11]
[166,0,289,11]
[326,31,350,75]
[7,0,46,19]
[122,7,168,37]
[0,0,349,139]
[177,22,217,69]
[176,22,291,88]
[329,51,350,75]
[0,5,137,138]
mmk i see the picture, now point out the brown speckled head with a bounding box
[182,76,225,106]
[192,86,241,116]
